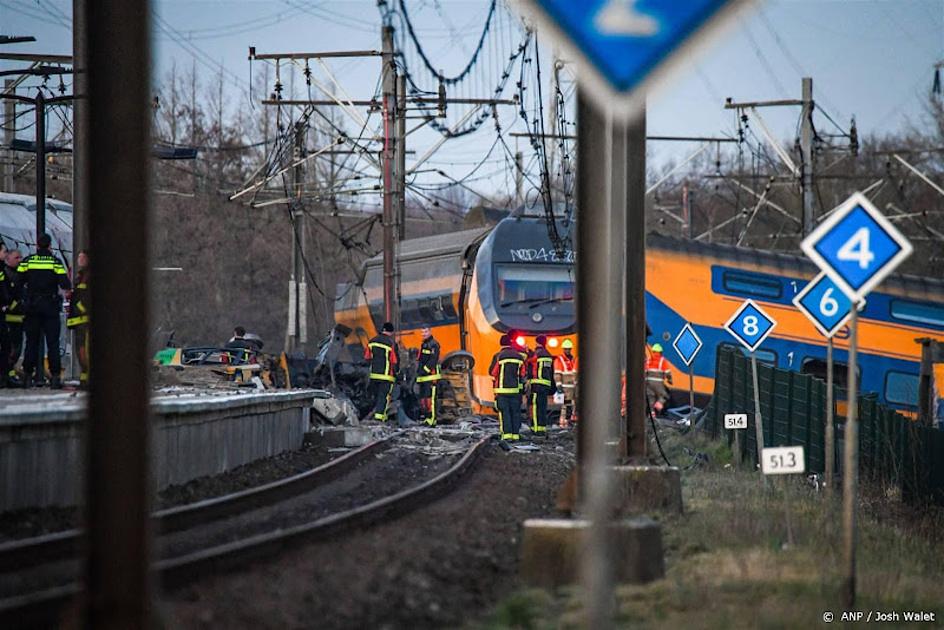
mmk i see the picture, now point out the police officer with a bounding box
[365,322,399,422]
[17,233,71,388]
[66,251,90,386]
[527,334,555,436]
[416,324,441,427]
[489,334,525,443]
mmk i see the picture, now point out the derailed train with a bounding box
[335,212,944,417]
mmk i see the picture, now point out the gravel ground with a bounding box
[161,430,576,630]
[0,442,341,542]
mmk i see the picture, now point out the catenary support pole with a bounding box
[396,74,406,242]
[381,26,397,327]
[293,121,307,347]
[841,309,860,607]
[825,337,835,496]
[34,90,45,239]
[83,0,152,626]
[800,77,814,236]
[576,90,622,629]
[3,80,14,192]
[72,0,89,255]
[514,150,523,207]
[625,107,647,460]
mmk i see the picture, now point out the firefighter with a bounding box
[554,339,578,427]
[365,321,399,422]
[645,343,673,418]
[3,247,24,383]
[489,334,525,443]
[527,334,555,436]
[416,324,441,427]
[66,250,90,386]
[17,234,71,388]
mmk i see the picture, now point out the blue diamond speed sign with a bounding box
[801,192,913,301]
[792,271,864,339]
[723,299,777,353]
[672,323,702,366]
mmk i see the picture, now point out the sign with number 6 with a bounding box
[792,271,865,339]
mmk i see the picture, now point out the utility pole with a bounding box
[381,25,398,328]
[287,120,308,352]
[72,0,89,254]
[800,77,814,235]
[35,90,45,238]
[2,79,13,192]
[397,73,406,241]
[625,107,647,460]
[514,150,524,207]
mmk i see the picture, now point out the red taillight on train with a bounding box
[548,337,559,348]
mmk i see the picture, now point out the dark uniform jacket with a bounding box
[16,249,71,309]
[66,269,89,328]
[1,265,22,324]
[417,336,441,383]
[527,345,555,388]
[489,346,525,394]
[366,332,399,381]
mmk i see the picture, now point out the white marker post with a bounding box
[724,413,747,466]
[801,191,913,607]
[762,445,805,546]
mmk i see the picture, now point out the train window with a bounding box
[722,270,782,299]
[719,343,777,366]
[890,300,944,328]
[496,265,574,310]
[884,371,919,407]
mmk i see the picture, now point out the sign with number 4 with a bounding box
[724,413,747,429]
[761,446,805,475]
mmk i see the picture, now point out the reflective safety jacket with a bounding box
[554,353,578,391]
[645,353,672,384]
[527,345,555,388]
[16,249,71,305]
[365,333,399,381]
[416,336,441,383]
[489,346,525,394]
[67,270,89,329]
[1,265,23,324]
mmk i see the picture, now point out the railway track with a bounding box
[0,430,490,628]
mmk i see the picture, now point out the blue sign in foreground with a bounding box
[672,322,703,366]
[724,299,777,353]
[519,0,743,94]
[801,192,913,301]
[792,271,859,339]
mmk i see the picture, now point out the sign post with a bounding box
[724,413,748,466]
[723,299,777,481]
[761,445,805,547]
[792,270,863,498]
[800,191,913,607]
[672,323,703,425]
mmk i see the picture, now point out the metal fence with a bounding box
[704,347,944,506]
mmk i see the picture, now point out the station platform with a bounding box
[0,388,323,511]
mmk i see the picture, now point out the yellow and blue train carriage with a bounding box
[647,234,944,415]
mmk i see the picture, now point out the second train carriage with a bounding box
[335,215,944,416]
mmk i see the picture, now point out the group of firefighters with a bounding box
[0,235,90,389]
[363,322,579,441]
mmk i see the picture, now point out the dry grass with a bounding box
[481,432,944,629]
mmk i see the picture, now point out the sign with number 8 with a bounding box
[723,299,778,353]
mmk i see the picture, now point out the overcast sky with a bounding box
[3,0,942,203]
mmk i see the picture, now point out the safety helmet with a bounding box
[652,343,663,353]
[561,339,574,349]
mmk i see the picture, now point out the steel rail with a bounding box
[0,435,489,626]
